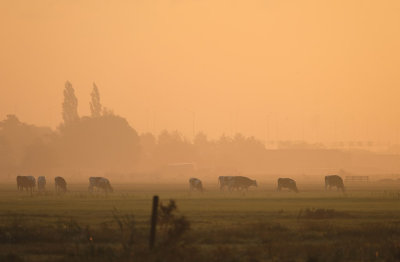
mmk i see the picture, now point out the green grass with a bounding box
[0,183,399,261]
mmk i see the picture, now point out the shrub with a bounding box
[158,200,190,246]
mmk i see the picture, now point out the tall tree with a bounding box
[62,81,79,124]
[90,82,102,118]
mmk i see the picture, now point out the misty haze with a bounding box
[0,1,400,262]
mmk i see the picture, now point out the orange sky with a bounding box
[1,0,399,143]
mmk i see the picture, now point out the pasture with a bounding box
[0,182,399,261]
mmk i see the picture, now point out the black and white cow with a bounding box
[16,176,36,193]
[277,178,298,193]
[88,177,113,193]
[55,176,67,193]
[325,175,345,192]
[227,176,257,191]
[218,176,234,190]
[189,178,203,192]
[38,176,46,192]
[17,175,23,191]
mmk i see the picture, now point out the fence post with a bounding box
[149,195,159,250]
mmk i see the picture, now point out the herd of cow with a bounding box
[16,176,67,193]
[16,174,345,194]
[189,175,346,193]
[16,176,113,194]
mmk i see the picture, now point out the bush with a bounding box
[158,200,190,246]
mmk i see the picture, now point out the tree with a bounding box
[154,130,195,164]
[194,132,208,146]
[58,114,141,171]
[90,82,102,118]
[62,81,79,125]
[140,132,157,157]
[0,114,54,176]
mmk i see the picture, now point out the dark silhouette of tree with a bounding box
[62,81,79,125]
[193,132,213,167]
[0,115,53,160]
[0,115,54,176]
[21,137,59,176]
[0,135,16,178]
[140,132,157,158]
[0,114,20,128]
[154,130,195,165]
[137,132,157,170]
[194,132,208,147]
[90,82,102,118]
[59,114,141,171]
[57,82,142,174]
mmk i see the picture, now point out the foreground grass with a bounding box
[0,183,399,261]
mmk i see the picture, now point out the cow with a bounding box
[277,178,299,193]
[325,175,345,192]
[218,176,234,190]
[16,176,36,193]
[17,175,23,191]
[38,176,46,192]
[88,177,113,193]
[55,176,67,193]
[189,178,203,192]
[227,176,257,191]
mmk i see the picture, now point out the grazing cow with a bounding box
[16,176,36,193]
[55,176,67,193]
[277,178,299,193]
[325,175,345,192]
[16,176,23,191]
[218,176,234,190]
[88,177,113,193]
[228,176,257,191]
[38,176,46,192]
[189,178,203,192]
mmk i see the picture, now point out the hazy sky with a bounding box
[1,1,399,143]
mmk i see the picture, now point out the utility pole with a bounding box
[149,195,159,250]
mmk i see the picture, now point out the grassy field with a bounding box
[0,182,399,261]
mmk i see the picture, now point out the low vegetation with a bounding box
[0,184,400,261]
[298,208,352,219]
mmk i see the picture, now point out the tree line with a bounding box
[0,82,275,181]
[4,82,394,181]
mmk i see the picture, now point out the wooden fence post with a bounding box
[149,195,159,250]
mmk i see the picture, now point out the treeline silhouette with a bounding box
[0,113,269,181]
[1,82,400,181]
